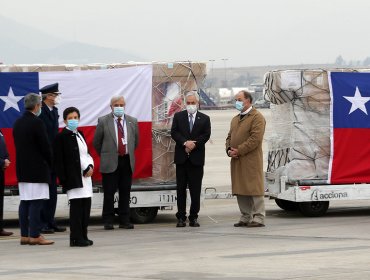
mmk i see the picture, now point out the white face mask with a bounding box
[186,104,197,114]
[54,95,61,105]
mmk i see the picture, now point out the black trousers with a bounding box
[69,197,91,241]
[0,170,4,230]
[102,155,132,224]
[41,171,57,228]
[176,160,204,221]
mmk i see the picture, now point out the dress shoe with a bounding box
[104,224,114,230]
[246,221,265,228]
[85,239,94,246]
[20,236,30,245]
[233,221,248,227]
[52,225,66,232]
[189,219,200,227]
[0,229,14,236]
[29,235,54,245]
[176,219,186,227]
[119,223,134,229]
[70,239,90,247]
[41,227,55,234]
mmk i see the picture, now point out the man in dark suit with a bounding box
[171,91,211,227]
[38,83,66,234]
[13,93,54,245]
[0,129,13,236]
[93,95,139,230]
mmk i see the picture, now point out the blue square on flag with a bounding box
[331,72,370,128]
[0,72,39,128]
[329,72,370,184]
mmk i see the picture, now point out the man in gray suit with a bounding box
[93,95,139,230]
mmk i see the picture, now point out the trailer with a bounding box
[1,61,207,223]
[266,174,370,217]
[264,69,370,217]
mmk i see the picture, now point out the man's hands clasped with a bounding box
[185,140,196,154]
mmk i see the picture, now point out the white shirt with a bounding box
[18,182,49,201]
[241,106,253,116]
[113,114,128,154]
[67,130,94,200]
[188,111,197,125]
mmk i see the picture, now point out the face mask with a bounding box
[36,107,42,117]
[235,101,244,111]
[67,119,79,131]
[113,107,124,117]
[186,105,197,114]
[54,95,61,105]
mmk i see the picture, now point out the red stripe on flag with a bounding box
[3,122,152,186]
[2,128,16,186]
[331,128,370,184]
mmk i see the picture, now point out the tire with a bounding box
[298,201,329,217]
[275,199,298,211]
[130,207,159,224]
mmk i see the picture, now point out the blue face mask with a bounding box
[67,119,79,131]
[235,101,244,111]
[113,107,124,117]
[36,107,42,117]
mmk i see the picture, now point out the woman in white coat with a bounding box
[54,107,94,247]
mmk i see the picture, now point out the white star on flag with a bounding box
[0,87,23,112]
[343,86,370,115]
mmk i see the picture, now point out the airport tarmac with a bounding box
[1,198,370,279]
[1,109,370,279]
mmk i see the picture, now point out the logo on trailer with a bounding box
[311,190,348,200]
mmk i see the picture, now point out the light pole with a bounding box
[208,59,215,97]
[221,58,228,88]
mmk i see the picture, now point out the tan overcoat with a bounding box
[225,108,266,196]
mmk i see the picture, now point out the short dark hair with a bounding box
[63,107,80,120]
[240,90,253,103]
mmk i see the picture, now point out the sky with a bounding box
[1,0,369,67]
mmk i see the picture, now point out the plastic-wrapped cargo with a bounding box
[0,61,207,185]
[264,69,339,183]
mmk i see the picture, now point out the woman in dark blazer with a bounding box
[54,107,94,247]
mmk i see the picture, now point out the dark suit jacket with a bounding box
[0,130,9,169]
[171,110,211,166]
[13,111,52,183]
[39,102,59,143]
[54,128,92,192]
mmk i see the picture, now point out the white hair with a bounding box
[24,93,42,110]
[184,91,200,102]
[110,95,125,105]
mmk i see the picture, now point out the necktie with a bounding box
[189,114,193,132]
[117,117,126,156]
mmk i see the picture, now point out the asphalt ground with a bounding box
[2,109,370,279]
[1,199,370,279]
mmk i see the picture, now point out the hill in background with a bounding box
[0,15,143,64]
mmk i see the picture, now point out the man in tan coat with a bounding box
[226,90,266,227]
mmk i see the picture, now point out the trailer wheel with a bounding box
[275,199,298,211]
[130,207,159,224]
[298,201,329,217]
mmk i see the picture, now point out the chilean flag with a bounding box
[0,66,153,186]
[328,72,370,184]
